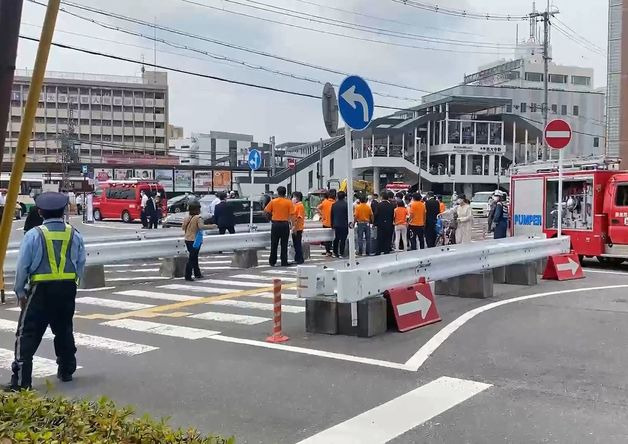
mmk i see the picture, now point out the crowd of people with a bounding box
[139,190,165,229]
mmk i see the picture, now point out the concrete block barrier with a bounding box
[505,262,538,286]
[493,266,506,284]
[79,264,106,289]
[338,297,387,337]
[435,277,460,296]
[306,298,338,335]
[159,255,187,278]
[459,271,494,299]
[536,257,548,275]
[231,249,259,269]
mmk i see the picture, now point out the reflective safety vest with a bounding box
[31,224,78,283]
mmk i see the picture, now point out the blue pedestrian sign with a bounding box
[248,149,262,171]
[338,75,374,131]
[81,165,88,175]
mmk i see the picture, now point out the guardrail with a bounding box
[3,227,335,272]
[296,236,571,303]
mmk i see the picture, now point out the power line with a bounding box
[24,7,422,103]
[44,0,436,94]
[166,0,515,54]
[286,0,482,37]
[552,20,606,57]
[390,0,529,21]
[553,17,605,53]
[18,35,406,111]
[210,0,519,49]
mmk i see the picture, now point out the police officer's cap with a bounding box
[36,192,69,211]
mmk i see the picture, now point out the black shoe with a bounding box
[57,370,72,382]
[281,262,292,267]
[2,383,29,392]
[195,274,204,279]
[185,277,194,282]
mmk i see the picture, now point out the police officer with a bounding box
[4,192,86,391]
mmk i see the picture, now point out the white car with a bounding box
[470,192,494,217]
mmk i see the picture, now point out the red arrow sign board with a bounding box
[384,282,441,332]
[545,119,572,150]
[543,253,585,281]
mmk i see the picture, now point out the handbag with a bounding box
[192,217,204,249]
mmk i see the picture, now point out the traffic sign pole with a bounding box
[250,169,255,232]
[544,119,572,238]
[345,126,356,267]
[558,148,563,237]
[247,149,262,233]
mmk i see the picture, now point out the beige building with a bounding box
[5,70,169,164]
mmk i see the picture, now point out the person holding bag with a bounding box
[182,200,216,281]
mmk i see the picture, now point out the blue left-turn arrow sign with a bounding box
[338,75,374,131]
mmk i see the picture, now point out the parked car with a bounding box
[470,191,494,217]
[162,198,267,228]
[93,180,166,222]
[167,194,198,213]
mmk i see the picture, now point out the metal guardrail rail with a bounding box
[3,228,334,272]
[296,236,571,303]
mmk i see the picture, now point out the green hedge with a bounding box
[0,389,233,444]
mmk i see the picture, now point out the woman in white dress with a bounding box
[455,195,473,244]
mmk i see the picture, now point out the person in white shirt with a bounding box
[140,190,149,228]
[0,191,6,206]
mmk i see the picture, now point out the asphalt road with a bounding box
[2,220,628,443]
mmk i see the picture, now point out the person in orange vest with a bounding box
[393,200,409,251]
[264,186,294,267]
[291,191,306,264]
[354,195,373,256]
[317,190,335,257]
[408,193,427,250]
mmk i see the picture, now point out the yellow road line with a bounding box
[77,283,298,321]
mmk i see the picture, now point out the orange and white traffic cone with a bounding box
[266,278,289,343]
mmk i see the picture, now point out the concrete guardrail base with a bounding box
[505,262,538,286]
[337,297,387,337]
[160,255,187,278]
[493,266,507,284]
[459,271,494,299]
[79,264,106,289]
[231,249,259,268]
[306,297,338,335]
[536,257,548,275]
[435,278,460,296]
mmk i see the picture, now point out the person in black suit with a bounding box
[213,192,236,234]
[374,191,395,255]
[424,191,441,248]
[145,192,158,229]
[331,191,349,258]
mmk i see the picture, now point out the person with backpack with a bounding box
[182,200,216,281]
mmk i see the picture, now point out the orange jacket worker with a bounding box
[408,194,427,250]
[291,191,306,264]
[264,186,294,266]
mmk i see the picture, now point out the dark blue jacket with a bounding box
[213,201,235,228]
[331,199,349,228]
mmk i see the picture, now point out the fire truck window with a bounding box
[546,179,594,230]
[616,185,628,207]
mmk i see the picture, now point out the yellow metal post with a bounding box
[0,0,60,275]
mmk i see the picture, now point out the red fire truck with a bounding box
[510,159,628,265]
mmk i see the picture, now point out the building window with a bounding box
[329,158,334,176]
[520,102,527,113]
[506,104,512,113]
[524,72,544,82]
[548,74,568,84]
[308,170,313,189]
[561,105,567,116]
[530,103,538,113]
[572,75,591,86]
[551,104,558,114]
[594,137,600,148]
[573,105,579,116]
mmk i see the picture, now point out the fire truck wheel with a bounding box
[597,256,625,267]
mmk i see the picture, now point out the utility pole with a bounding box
[531,0,558,161]
[0,0,25,170]
[270,135,276,176]
[318,138,324,189]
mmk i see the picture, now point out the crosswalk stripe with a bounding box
[199,279,271,288]
[198,260,232,265]
[106,276,169,282]
[102,319,220,340]
[232,274,297,282]
[0,319,156,355]
[105,263,159,268]
[189,311,270,325]
[262,270,297,276]
[200,266,237,271]
[0,348,62,378]
[249,292,301,301]
[159,284,236,294]
[211,300,305,313]
[76,297,155,311]
[115,289,200,302]
[106,269,160,273]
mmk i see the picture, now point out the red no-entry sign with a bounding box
[545,119,572,150]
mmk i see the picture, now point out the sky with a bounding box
[16,0,609,145]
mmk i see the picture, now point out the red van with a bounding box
[93,180,167,223]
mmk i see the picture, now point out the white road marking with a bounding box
[209,335,411,370]
[262,269,297,276]
[189,311,270,325]
[200,266,236,271]
[198,260,232,264]
[232,274,297,282]
[403,284,628,371]
[159,284,236,294]
[211,299,305,313]
[297,376,491,444]
[76,297,154,311]
[105,263,159,268]
[105,269,160,273]
[115,289,200,302]
[197,279,272,288]
[78,286,116,292]
[106,276,169,282]
[102,319,220,340]
[0,319,156,355]
[249,291,301,301]
[0,348,69,378]
[584,268,628,276]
